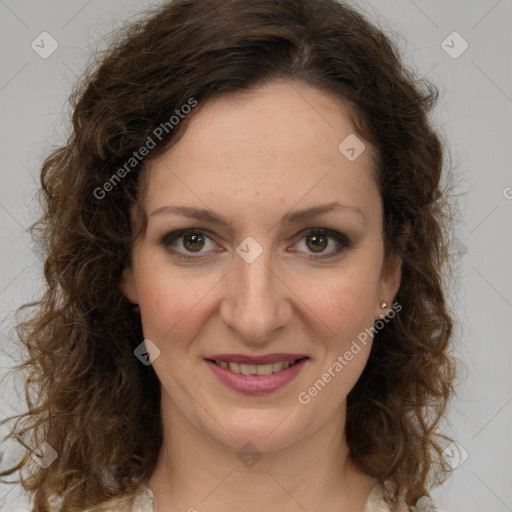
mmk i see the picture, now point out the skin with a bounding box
[120,79,402,512]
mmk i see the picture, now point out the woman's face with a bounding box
[121,79,401,453]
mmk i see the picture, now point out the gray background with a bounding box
[0,1,511,511]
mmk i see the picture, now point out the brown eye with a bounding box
[161,229,218,259]
[161,228,350,262]
[182,232,205,252]
[294,228,351,261]
[305,233,328,253]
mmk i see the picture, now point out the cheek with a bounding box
[292,264,381,340]
[134,260,204,344]
[298,275,378,396]
[134,241,383,351]
[134,254,230,356]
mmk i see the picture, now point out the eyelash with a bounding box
[160,228,351,261]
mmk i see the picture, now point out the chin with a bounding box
[199,407,305,453]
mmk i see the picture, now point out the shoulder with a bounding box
[85,486,153,512]
[364,483,415,512]
[48,485,153,512]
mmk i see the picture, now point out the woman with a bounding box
[1,0,457,510]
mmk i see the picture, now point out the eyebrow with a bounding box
[150,201,366,226]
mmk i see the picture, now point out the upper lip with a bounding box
[205,353,309,365]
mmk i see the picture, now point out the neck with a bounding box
[147,391,376,512]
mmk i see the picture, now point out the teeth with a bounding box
[214,359,299,375]
[240,364,256,375]
[256,364,273,376]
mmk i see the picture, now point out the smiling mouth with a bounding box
[205,358,308,376]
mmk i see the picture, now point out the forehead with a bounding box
[142,80,380,221]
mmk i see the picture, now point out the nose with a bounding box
[219,245,292,344]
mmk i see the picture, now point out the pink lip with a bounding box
[205,353,308,365]
[205,358,308,395]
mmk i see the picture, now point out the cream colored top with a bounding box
[78,482,410,512]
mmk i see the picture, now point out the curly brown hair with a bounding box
[1,0,459,510]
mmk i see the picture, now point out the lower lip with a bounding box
[205,358,308,395]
